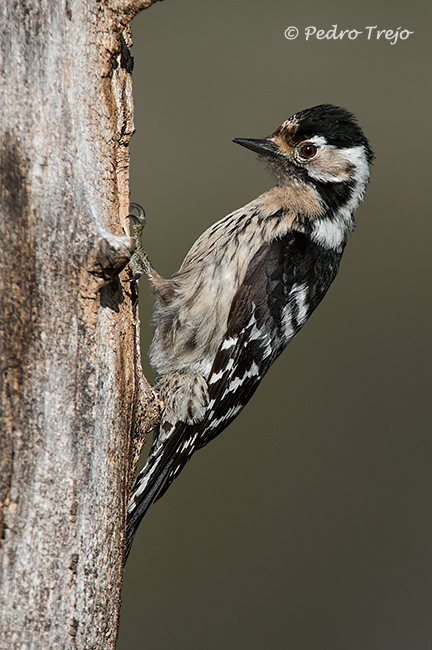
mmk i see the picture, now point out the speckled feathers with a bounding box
[125,105,373,561]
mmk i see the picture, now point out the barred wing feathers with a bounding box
[157,230,342,496]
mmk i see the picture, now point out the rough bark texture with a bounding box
[0,1,161,648]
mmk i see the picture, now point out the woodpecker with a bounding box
[125,104,373,561]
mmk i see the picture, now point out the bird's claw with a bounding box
[127,203,146,229]
[126,202,152,281]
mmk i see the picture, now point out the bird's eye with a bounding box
[300,143,317,158]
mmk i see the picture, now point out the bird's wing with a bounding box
[125,231,342,558]
[158,230,341,492]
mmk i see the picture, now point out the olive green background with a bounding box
[118,1,431,648]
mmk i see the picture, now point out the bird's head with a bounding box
[233,104,374,194]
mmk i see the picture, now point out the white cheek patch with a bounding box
[299,137,335,182]
[295,136,340,183]
[306,142,370,185]
[341,145,370,189]
[309,144,370,249]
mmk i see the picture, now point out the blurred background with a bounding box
[119,1,432,648]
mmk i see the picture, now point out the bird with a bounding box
[124,104,374,561]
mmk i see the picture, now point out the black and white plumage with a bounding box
[125,104,374,561]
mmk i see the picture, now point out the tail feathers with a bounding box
[124,421,187,563]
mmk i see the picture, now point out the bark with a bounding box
[0,1,161,648]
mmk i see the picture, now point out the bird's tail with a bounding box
[124,421,187,563]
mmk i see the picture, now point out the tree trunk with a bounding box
[0,1,160,647]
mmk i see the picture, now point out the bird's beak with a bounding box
[232,137,280,159]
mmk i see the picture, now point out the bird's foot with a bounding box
[126,203,153,281]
